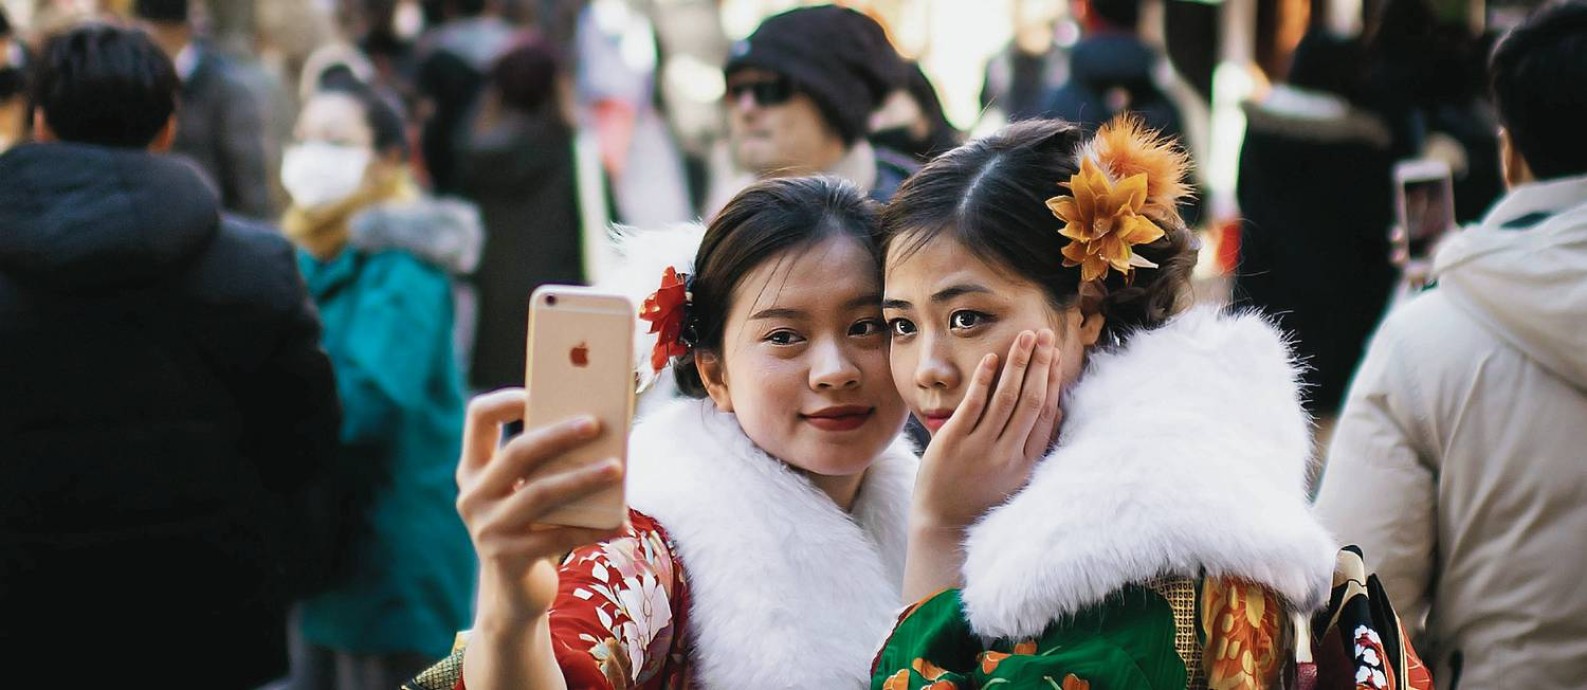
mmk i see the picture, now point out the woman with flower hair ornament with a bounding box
[871,116,1361,689]
[407,176,917,690]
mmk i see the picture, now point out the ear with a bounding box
[1498,127,1533,189]
[149,114,178,153]
[1073,307,1106,348]
[695,350,734,413]
[31,109,54,142]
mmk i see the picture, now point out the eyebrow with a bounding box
[748,294,881,321]
[882,283,994,311]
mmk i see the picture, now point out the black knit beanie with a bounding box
[725,5,907,145]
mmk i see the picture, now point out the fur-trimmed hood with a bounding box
[349,197,484,276]
[959,307,1336,640]
[627,397,917,688]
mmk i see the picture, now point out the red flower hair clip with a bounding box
[640,266,694,375]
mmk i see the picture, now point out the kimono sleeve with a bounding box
[548,510,688,688]
[404,510,687,690]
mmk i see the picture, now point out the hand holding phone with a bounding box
[454,389,628,618]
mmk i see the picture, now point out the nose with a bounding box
[809,338,861,391]
[913,334,959,392]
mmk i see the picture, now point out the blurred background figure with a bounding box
[458,34,583,392]
[979,0,1073,126]
[1044,0,1184,141]
[0,5,27,151]
[414,0,514,195]
[572,0,691,226]
[0,23,339,688]
[278,73,479,690]
[869,60,963,163]
[1363,0,1503,224]
[706,4,912,213]
[1233,28,1397,422]
[134,0,275,220]
[1316,3,1587,686]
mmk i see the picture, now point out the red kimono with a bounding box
[404,509,694,690]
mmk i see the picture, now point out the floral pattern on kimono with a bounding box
[871,577,1287,690]
[549,509,692,689]
[403,509,692,690]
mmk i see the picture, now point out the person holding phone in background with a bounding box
[409,176,916,689]
[1316,4,1587,687]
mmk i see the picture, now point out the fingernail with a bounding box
[572,416,599,435]
[1038,329,1056,347]
[1020,331,1036,348]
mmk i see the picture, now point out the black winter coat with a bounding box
[0,143,340,687]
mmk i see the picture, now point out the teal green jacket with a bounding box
[295,200,481,658]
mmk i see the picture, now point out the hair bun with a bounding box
[1076,115,1193,226]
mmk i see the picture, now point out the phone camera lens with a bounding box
[545,294,558,307]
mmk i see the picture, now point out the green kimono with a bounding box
[873,577,1289,690]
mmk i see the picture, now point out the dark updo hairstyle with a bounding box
[315,67,410,160]
[883,117,1197,344]
[673,176,883,397]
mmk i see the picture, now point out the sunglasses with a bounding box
[724,77,796,108]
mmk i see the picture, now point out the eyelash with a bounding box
[886,310,994,339]
[765,319,885,346]
[765,329,803,346]
[950,310,992,331]
[851,319,885,337]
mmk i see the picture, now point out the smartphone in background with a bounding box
[524,286,636,530]
[1393,159,1457,262]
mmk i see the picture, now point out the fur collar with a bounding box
[627,398,917,688]
[959,307,1337,640]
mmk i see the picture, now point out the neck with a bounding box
[803,467,868,512]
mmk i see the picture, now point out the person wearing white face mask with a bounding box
[278,72,484,690]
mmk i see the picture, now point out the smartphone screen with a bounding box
[523,286,636,530]
[1394,160,1457,261]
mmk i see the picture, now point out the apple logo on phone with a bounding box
[570,342,590,368]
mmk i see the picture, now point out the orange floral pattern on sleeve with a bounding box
[1200,577,1284,690]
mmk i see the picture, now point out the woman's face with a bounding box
[883,234,1102,436]
[283,92,385,209]
[698,235,908,480]
[295,92,374,152]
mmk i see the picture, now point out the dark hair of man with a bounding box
[32,24,178,148]
[672,176,883,397]
[1489,0,1587,180]
[132,0,189,24]
[456,0,490,18]
[1089,0,1141,30]
[316,70,411,160]
[884,118,1196,343]
[491,36,559,113]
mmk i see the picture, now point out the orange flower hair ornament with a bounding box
[1046,116,1192,284]
[639,266,694,375]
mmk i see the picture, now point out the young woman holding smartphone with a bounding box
[410,176,915,689]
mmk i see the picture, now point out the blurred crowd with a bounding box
[1,0,1583,688]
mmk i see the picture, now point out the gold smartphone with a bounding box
[524,285,636,530]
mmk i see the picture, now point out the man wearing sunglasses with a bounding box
[711,5,916,211]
